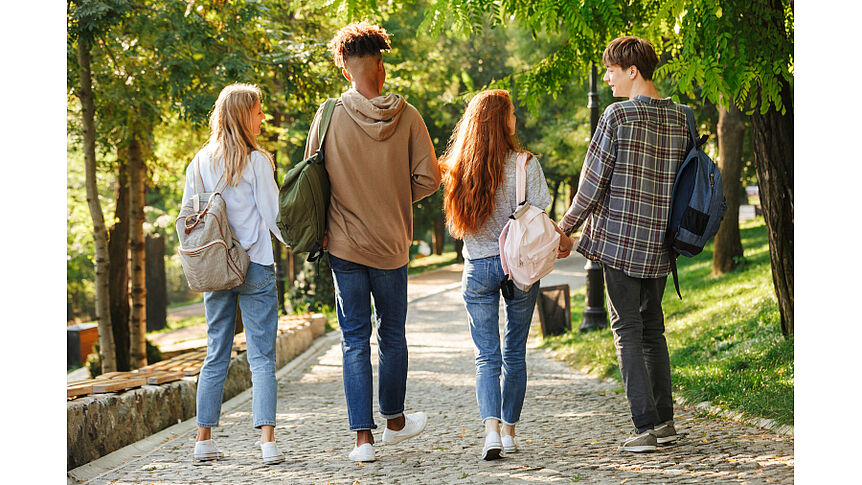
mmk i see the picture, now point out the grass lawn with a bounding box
[147,314,206,336]
[408,251,459,276]
[541,217,794,426]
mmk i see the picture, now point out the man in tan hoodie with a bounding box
[303,21,441,463]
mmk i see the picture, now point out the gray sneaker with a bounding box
[654,420,678,444]
[620,430,657,452]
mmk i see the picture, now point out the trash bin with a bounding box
[536,284,571,338]
[67,322,99,368]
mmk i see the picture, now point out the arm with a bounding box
[181,156,197,207]
[524,155,573,258]
[409,110,441,203]
[525,155,553,210]
[558,107,617,236]
[250,153,286,246]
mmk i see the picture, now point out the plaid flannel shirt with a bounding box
[559,95,691,279]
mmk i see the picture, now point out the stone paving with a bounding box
[83,272,793,484]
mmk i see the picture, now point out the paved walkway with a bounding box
[73,258,794,484]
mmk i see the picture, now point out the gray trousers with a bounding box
[603,265,674,432]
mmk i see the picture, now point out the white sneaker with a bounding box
[349,442,376,462]
[482,431,502,460]
[381,412,428,445]
[193,439,224,463]
[260,441,285,465]
[501,434,518,453]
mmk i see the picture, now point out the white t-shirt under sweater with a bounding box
[182,145,285,266]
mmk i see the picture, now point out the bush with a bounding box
[288,256,334,313]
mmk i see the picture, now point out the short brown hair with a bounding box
[602,36,660,81]
[328,21,391,68]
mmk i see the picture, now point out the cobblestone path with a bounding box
[90,287,794,484]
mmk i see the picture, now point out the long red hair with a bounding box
[441,90,521,238]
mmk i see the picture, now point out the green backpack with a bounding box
[276,98,337,262]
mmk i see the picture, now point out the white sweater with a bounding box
[182,145,285,266]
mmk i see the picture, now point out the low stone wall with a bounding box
[67,313,328,470]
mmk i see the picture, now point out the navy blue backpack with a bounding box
[666,105,728,298]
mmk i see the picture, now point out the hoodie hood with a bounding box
[340,88,406,141]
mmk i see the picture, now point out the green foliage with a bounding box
[288,256,335,314]
[412,0,792,115]
[543,218,793,425]
[86,341,102,378]
[146,339,163,364]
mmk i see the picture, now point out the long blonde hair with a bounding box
[441,89,521,238]
[206,83,274,186]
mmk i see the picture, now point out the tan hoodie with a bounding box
[304,88,441,269]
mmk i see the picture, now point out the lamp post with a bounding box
[580,62,609,332]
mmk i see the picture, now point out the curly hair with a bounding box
[328,21,392,68]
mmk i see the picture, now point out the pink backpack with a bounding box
[498,152,560,295]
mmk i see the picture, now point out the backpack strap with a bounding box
[516,152,529,206]
[317,98,338,154]
[670,255,682,300]
[681,105,709,151]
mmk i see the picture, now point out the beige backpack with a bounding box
[176,158,249,292]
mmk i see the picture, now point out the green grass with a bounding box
[167,297,203,309]
[147,314,206,336]
[542,217,793,425]
[407,251,459,276]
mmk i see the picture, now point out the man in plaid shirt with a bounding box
[557,36,690,452]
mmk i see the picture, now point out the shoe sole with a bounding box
[503,447,518,453]
[657,435,678,444]
[621,445,657,452]
[483,446,502,460]
[193,451,223,462]
[382,417,428,445]
[263,456,285,465]
[349,455,377,463]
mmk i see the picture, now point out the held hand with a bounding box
[556,234,574,259]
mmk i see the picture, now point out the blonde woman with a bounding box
[182,83,286,465]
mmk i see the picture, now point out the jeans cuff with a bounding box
[350,423,378,431]
[379,410,404,420]
[197,421,219,428]
[501,419,519,426]
[254,420,276,429]
[481,416,502,424]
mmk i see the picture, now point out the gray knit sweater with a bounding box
[461,150,553,260]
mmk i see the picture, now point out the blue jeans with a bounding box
[196,262,278,429]
[463,255,539,425]
[329,254,408,431]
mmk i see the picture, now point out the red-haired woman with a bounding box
[441,90,573,460]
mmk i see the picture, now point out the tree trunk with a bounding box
[432,215,445,255]
[713,97,746,275]
[145,233,167,332]
[108,147,131,370]
[128,135,148,367]
[78,36,117,373]
[751,78,794,337]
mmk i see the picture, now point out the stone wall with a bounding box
[67,314,328,469]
